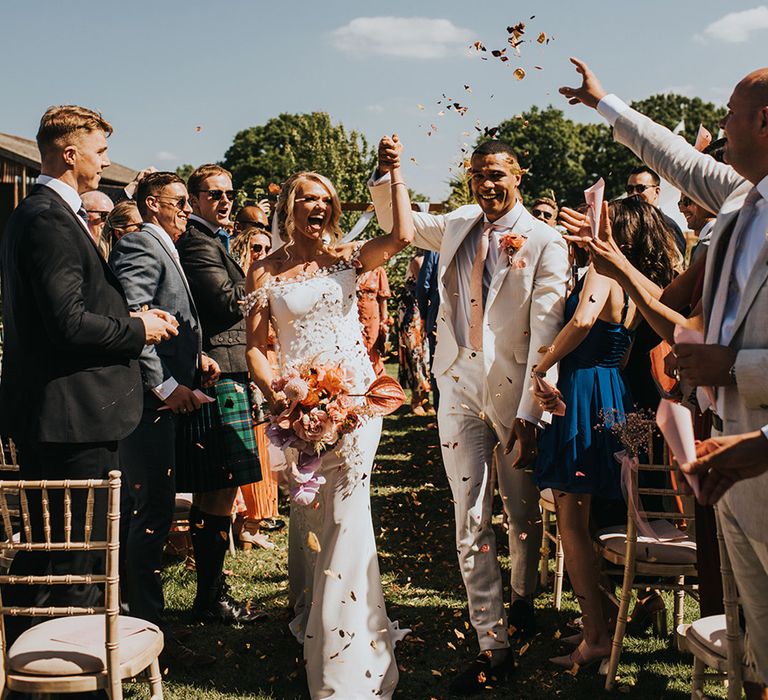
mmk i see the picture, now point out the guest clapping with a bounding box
[533,199,676,671]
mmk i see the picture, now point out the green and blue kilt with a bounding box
[175,372,262,493]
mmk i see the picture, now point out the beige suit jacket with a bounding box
[613,107,768,540]
[370,180,569,429]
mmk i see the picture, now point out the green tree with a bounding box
[451,94,727,206]
[175,163,194,182]
[222,112,376,207]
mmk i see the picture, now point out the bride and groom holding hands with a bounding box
[244,130,569,697]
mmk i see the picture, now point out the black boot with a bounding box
[189,509,267,624]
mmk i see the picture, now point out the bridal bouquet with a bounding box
[266,363,405,504]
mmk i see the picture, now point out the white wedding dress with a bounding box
[244,257,403,699]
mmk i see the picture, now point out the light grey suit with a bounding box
[611,105,768,681]
[109,224,202,628]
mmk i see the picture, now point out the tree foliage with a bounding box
[222,112,376,206]
[454,93,727,206]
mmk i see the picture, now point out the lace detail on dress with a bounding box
[240,248,362,318]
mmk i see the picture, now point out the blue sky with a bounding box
[3,1,768,200]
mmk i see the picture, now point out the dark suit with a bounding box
[176,219,246,374]
[416,250,440,408]
[110,224,201,628]
[0,182,145,629]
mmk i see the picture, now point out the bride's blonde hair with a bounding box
[276,172,343,245]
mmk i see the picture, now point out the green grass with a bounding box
[124,404,718,700]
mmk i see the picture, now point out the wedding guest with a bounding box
[531,196,559,228]
[81,189,114,248]
[110,171,218,666]
[357,266,392,377]
[104,200,143,244]
[562,58,768,690]
[625,166,686,255]
[0,105,176,637]
[230,205,283,550]
[371,138,569,694]
[416,249,440,409]
[678,193,715,265]
[533,199,676,671]
[176,164,266,623]
[397,252,432,414]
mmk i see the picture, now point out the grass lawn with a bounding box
[129,399,719,699]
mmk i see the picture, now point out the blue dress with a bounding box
[534,276,635,499]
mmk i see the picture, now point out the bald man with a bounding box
[81,189,114,246]
[562,59,768,690]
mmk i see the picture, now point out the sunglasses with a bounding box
[199,189,236,201]
[155,195,191,210]
[532,209,554,220]
[678,196,694,207]
[251,243,271,254]
[626,183,657,195]
[86,210,111,223]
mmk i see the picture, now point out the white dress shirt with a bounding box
[36,175,90,235]
[143,222,185,401]
[454,201,523,348]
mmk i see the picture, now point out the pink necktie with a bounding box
[697,186,761,412]
[469,222,494,350]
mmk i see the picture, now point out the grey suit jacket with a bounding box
[109,225,202,393]
[613,106,768,540]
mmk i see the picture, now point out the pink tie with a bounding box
[469,222,494,350]
[697,186,761,412]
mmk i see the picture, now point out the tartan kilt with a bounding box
[175,372,262,492]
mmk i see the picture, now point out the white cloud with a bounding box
[330,16,474,59]
[154,150,177,161]
[366,104,385,113]
[697,6,768,43]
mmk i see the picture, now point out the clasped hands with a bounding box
[377,134,403,176]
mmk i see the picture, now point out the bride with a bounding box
[243,136,413,699]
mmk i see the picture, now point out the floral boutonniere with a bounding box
[499,233,528,268]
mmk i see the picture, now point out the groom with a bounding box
[370,139,569,694]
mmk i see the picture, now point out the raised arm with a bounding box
[355,137,414,272]
[369,136,446,252]
[561,57,746,214]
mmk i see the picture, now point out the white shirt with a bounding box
[143,222,185,401]
[36,175,90,235]
[453,201,523,348]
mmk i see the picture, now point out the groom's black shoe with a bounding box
[509,598,536,642]
[448,649,515,696]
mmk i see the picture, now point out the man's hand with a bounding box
[673,343,736,387]
[200,354,221,388]
[559,57,607,109]
[133,308,179,345]
[376,135,402,176]
[164,384,203,414]
[681,431,768,505]
[505,418,539,469]
[124,166,158,200]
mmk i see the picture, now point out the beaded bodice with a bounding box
[243,260,374,392]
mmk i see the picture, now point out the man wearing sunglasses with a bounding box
[678,194,715,264]
[625,165,686,254]
[176,164,265,625]
[81,189,114,247]
[530,196,558,228]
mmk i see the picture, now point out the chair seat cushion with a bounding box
[597,523,697,564]
[8,614,162,676]
[540,488,555,508]
[174,493,193,518]
[687,614,744,657]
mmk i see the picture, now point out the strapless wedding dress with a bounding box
[244,258,405,699]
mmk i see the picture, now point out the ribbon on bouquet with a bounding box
[617,450,687,542]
